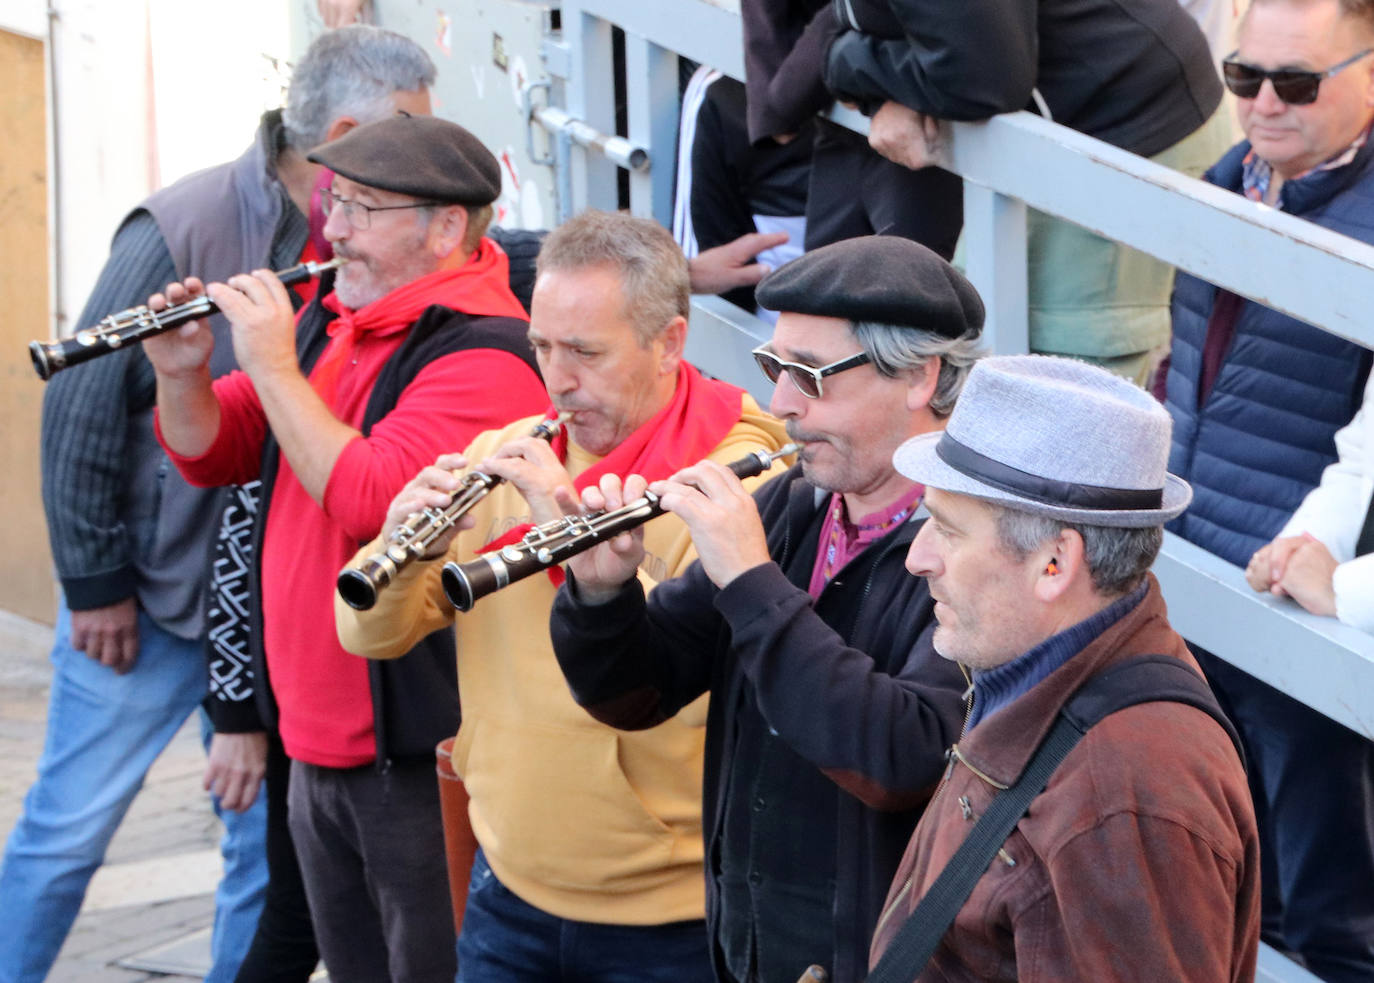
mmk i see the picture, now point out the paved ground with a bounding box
[0,609,220,981]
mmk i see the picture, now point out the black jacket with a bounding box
[824,0,1222,158]
[551,465,965,981]
[743,0,842,143]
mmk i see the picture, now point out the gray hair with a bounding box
[993,507,1163,597]
[850,320,984,418]
[536,210,690,346]
[283,26,437,152]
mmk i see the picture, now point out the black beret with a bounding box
[308,115,501,206]
[756,235,985,339]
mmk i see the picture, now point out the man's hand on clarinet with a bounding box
[143,278,215,378]
[481,437,577,526]
[209,271,301,380]
[381,453,476,557]
[653,460,770,589]
[559,473,649,604]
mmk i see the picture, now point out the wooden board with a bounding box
[0,30,56,625]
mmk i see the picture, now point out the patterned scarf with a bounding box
[808,483,924,598]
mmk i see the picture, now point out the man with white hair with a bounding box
[149,114,546,983]
[875,355,1260,982]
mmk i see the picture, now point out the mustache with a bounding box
[551,400,596,415]
[784,422,828,445]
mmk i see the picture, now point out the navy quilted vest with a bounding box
[1165,139,1374,567]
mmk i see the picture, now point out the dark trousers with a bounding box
[233,735,319,983]
[456,849,713,983]
[804,119,964,258]
[287,756,455,983]
[1193,645,1374,983]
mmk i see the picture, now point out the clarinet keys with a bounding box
[439,443,798,611]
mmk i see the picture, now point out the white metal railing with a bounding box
[548,0,1374,741]
[543,1,1373,978]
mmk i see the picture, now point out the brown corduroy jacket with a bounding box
[869,576,1260,982]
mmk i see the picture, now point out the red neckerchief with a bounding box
[310,238,526,404]
[478,362,744,585]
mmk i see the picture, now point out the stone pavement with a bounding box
[0,609,221,982]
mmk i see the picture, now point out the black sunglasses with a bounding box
[751,346,872,399]
[1221,48,1374,105]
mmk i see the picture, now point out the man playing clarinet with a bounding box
[547,235,981,982]
[335,209,788,982]
[0,26,437,983]
[146,114,547,982]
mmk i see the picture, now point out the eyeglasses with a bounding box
[751,345,872,399]
[320,188,443,230]
[1221,48,1374,105]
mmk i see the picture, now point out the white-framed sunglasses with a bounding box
[751,345,872,399]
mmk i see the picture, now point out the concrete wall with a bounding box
[312,0,559,230]
[2,1,289,624]
[51,0,291,338]
[0,26,54,624]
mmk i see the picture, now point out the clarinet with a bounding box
[28,256,347,380]
[336,415,570,611]
[440,443,798,611]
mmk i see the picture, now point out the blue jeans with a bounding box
[0,600,268,983]
[456,849,713,983]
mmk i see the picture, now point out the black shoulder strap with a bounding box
[1060,655,1244,765]
[867,655,1241,983]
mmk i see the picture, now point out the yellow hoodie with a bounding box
[336,399,788,924]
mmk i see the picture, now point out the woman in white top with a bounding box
[1247,373,1374,634]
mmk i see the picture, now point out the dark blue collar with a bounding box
[966,583,1149,733]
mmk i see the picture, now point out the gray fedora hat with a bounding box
[893,355,1191,527]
